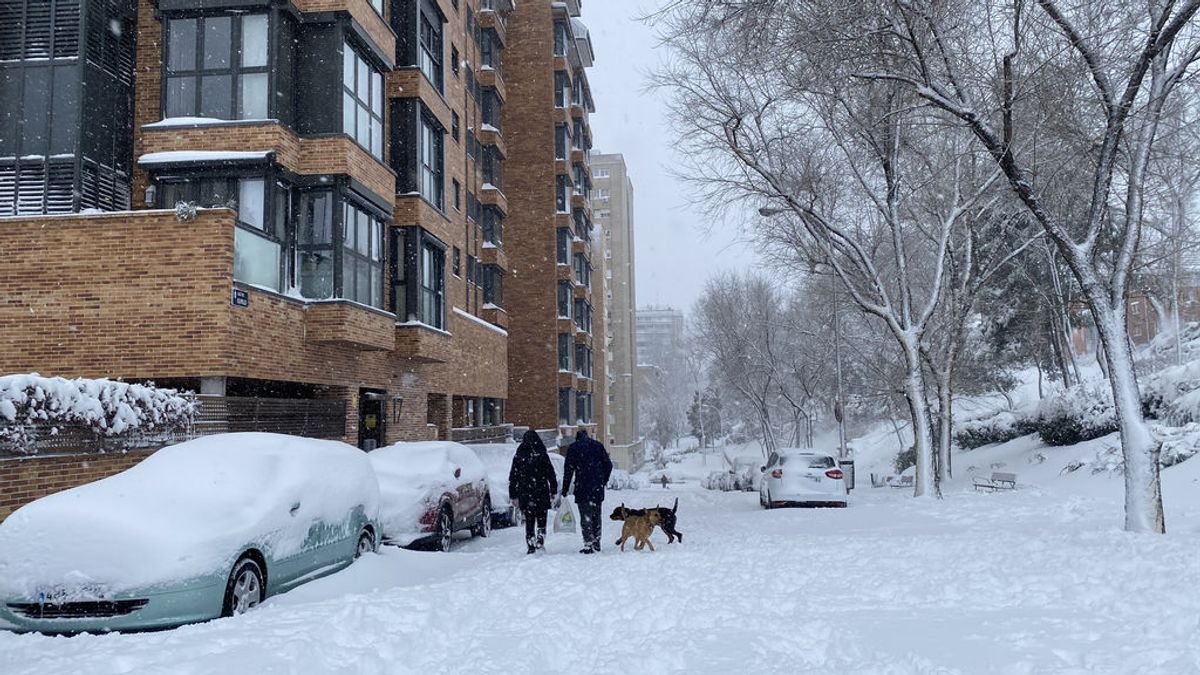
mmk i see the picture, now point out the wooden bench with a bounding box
[890,475,914,489]
[973,471,1017,492]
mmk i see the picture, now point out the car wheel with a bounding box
[473,498,492,538]
[222,556,264,617]
[435,507,454,552]
[354,528,375,558]
[764,490,774,510]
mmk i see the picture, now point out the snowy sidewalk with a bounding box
[2,485,1198,674]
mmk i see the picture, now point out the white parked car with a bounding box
[759,449,848,508]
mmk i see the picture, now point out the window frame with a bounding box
[162,13,271,121]
[342,40,385,160]
[418,0,445,93]
[418,112,446,210]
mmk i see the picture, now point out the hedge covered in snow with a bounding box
[0,374,196,454]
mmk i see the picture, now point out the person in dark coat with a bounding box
[560,429,613,553]
[509,429,559,554]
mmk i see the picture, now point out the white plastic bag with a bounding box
[552,499,577,534]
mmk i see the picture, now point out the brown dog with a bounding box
[610,505,661,551]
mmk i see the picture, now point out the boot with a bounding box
[535,529,546,550]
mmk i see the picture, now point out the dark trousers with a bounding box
[578,500,602,549]
[523,509,547,548]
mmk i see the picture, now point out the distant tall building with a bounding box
[593,152,642,469]
[636,307,685,370]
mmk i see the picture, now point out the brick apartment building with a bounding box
[502,0,606,445]
[0,0,581,459]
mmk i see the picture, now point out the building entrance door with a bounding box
[358,389,386,451]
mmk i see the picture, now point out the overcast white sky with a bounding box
[584,1,759,313]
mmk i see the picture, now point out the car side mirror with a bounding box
[454,467,462,479]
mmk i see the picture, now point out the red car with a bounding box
[368,441,492,551]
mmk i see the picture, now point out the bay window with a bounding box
[419,1,444,92]
[343,42,384,160]
[420,240,445,328]
[419,114,445,209]
[559,388,573,425]
[555,124,568,160]
[164,14,269,120]
[482,206,504,246]
[482,264,503,306]
[556,227,570,264]
[558,334,572,371]
[297,191,335,299]
[557,280,572,318]
[342,201,384,308]
[556,175,570,212]
[554,71,568,108]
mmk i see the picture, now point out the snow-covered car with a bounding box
[472,443,565,527]
[731,456,763,491]
[607,468,643,491]
[759,449,848,508]
[0,433,381,634]
[702,470,737,491]
[369,441,493,550]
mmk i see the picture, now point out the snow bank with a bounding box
[0,374,195,454]
[368,441,487,544]
[0,433,379,596]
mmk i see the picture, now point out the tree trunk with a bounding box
[935,368,953,482]
[901,336,935,497]
[1091,297,1165,533]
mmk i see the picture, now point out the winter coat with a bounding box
[508,430,559,512]
[561,430,613,505]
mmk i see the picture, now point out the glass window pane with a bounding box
[165,76,196,118]
[343,45,355,92]
[238,179,265,230]
[357,58,369,98]
[300,248,334,299]
[200,74,232,119]
[239,72,268,119]
[241,15,268,68]
[202,16,232,69]
[234,228,281,290]
[343,92,355,137]
[357,105,369,146]
[343,204,355,246]
[357,211,369,254]
[371,221,381,262]
[371,119,383,158]
[167,19,197,71]
[343,255,356,300]
[371,73,382,114]
[356,261,369,304]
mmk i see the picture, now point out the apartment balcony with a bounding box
[388,70,453,131]
[557,317,577,335]
[395,321,455,363]
[292,0,395,62]
[557,370,579,389]
[477,124,507,158]
[476,67,508,103]
[481,305,509,330]
[480,243,508,272]
[571,238,587,255]
[572,284,588,300]
[477,5,508,45]
[305,301,396,352]
[574,330,593,346]
[571,193,591,214]
[555,159,571,176]
[479,183,509,215]
[570,148,590,165]
[570,102,587,120]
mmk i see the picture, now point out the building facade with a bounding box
[0,0,539,452]
[592,153,642,469]
[501,0,605,445]
[636,307,685,371]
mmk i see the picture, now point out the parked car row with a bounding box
[758,449,849,509]
[0,433,501,635]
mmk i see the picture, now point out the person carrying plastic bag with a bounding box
[560,429,613,554]
[508,430,559,554]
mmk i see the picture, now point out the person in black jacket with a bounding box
[509,429,559,554]
[561,429,614,554]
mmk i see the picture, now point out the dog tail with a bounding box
[672,497,678,514]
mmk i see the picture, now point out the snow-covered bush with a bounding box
[1143,359,1200,425]
[893,446,916,473]
[607,469,646,491]
[1158,424,1200,468]
[954,412,1040,449]
[1035,382,1118,447]
[0,374,196,454]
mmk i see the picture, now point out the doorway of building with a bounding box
[358,389,386,451]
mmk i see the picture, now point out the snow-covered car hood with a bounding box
[369,441,487,542]
[0,433,380,597]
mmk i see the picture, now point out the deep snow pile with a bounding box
[0,374,195,454]
[2,476,1198,674]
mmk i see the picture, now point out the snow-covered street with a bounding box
[4,472,1199,675]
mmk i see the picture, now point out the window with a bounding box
[482,146,503,190]
[419,2,444,92]
[452,111,460,141]
[554,71,568,107]
[159,175,283,291]
[341,201,384,308]
[572,70,584,106]
[556,175,571,212]
[558,334,572,371]
[481,89,502,131]
[576,392,592,423]
[467,255,476,285]
[451,179,460,210]
[297,190,335,299]
[574,209,591,241]
[555,124,569,160]
[573,164,589,199]
[557,227,570,264]
[554,20,569,56]
[419,240,445,328]
[557,281,572,318]
[558,388,573,425]
[451,45,460,76]
[575,344,592,378]
[482,207,503,245]
[419,114,445,209]
[594,187,610,202]
[594,168,610,178]
[341,43,384,160]
[574,252,590,288]
[482,265,503,306]
[481,30,501,72]
[451,246,461,277]
[164,14,269,120]
[370,0,384,14]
